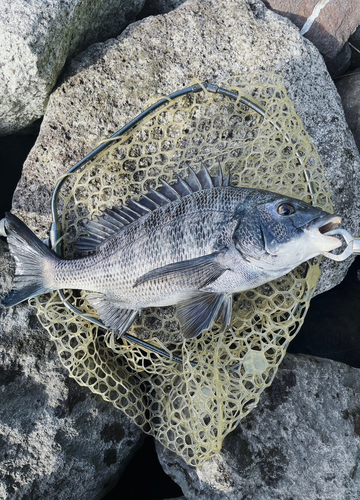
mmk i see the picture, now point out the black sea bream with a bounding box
[3,165,342,339]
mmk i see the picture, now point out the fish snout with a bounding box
[305,214,343,253]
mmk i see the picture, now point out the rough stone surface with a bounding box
[0,0,145,135]
[0,239,143,500]
[157,354,360,499]
[11,0,360,296]
[336,73,360,152]
[263,0,360,62]
[326,42,352,77]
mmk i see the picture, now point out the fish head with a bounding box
[233,190,342,273]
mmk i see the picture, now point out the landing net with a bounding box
[32,74,332,466]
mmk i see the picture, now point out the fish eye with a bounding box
[277,203,295,216]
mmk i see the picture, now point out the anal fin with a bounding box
[86,293,137,337]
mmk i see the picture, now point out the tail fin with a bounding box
[2,212,55,307]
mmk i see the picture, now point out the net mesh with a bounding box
[31,74,332,466]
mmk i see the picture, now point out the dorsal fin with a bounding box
[75,164,230,254]
[212,164,223,187]
[186,167,202,191]
[197,163,214,188]
[159,178,182,200]
[174,173,193,196]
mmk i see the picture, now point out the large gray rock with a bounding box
[0,0,145,135]
[263,0,360,75]
[0,239,143,500]
[11,0,360,295]
[336,73,360,152]
[157,354,360,499]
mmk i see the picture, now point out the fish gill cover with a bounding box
[31,74,332,466]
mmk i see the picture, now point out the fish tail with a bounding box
[2,212,56,307]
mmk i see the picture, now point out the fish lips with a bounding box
[304,214,343,252]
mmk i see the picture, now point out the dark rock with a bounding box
[336,71,360,151]
[327,42,352,77]
[157,354,360,499]
[263,0,360,76]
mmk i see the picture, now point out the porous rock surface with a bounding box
[0,0,145,135]
[0,240,143,500]
[157,354,360,500]
[11,0,360,295]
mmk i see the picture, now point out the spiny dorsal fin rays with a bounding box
[75,164,230,254]
[139,194,161,209]
[212,163,223,187]
[75,236,104,252]
[159,178,182,200]
[102,213,125,229]
[186,167,202,191]
[148,187,172,205]
[111,206,137,223]
[85,221,115,237]
[120,206,141,220]
[104,208,130,226]
[197,163,214,189]
[174,173,193,196]
[127,199,152,214]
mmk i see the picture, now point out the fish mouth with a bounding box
[317,215,342,235]
[306,214,343,251]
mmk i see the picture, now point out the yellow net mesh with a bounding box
[31,74,332,466]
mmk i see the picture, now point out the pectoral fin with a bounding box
[134,251,228,289]
[86,293,138,337]
[176,291,230,339]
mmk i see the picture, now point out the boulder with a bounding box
[11,0,360,295]
[263,0,360,75]
[326,42,352,77]
[350,25,360,45]
[336,72,360,152]
[0,239,143,500]
[156,354,360,499]
[349,27,360,68]
[2,0,360,495]
[0,0,145,135]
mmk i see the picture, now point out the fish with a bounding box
[2,164,343,339]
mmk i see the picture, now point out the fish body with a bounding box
[3,165,342,339]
